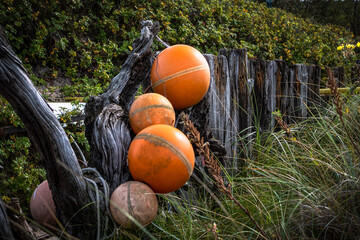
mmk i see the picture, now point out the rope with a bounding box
[156,35,170,48]
[70,135,88,167]
[82,167,117,240]
[153,36,172,98]
[70,135,116,239]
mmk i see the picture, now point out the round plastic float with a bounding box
[129,93,175,134]
[30,180,57,227]
[110,181,158,228]
[128,124,195,193]
[150,44,210,109]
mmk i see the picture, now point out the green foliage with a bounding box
[270,0,360,37]
[58,102,90,159]
[0,136,46,203]
[0,97,89,212]
[0,135,46,211]
[0,97,23,128]
[0,0,357,99]
[0,97,46,211]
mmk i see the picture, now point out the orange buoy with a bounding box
[110,181,158,228]
[150,44,210,109]
[30,180,57,227]
[128,124,195,193]
[129,93,175,134]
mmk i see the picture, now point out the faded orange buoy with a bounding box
[110,181,158,228]
[30,180,57,227]
[128,124,195,193]
[150,44,210,109]
[129,93,175,134]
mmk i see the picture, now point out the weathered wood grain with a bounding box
[0,199,14,240]
[85,21,159,193]
[0,25,97,238]
[206,49,320,170]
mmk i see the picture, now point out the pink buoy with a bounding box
[30,180,57,227]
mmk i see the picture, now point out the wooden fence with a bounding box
[203,49,322,168]
[1,47,358,171]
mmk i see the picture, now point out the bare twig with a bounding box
[274,111,291,138]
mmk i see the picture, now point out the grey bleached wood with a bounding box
[84,21,160,193]
[0,199,14,240]
[0,26,98,239]
[206,49,321,171]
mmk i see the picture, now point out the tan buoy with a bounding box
[110,181,158,228]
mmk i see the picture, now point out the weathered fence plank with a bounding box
[206,49,321,170]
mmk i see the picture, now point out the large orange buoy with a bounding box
[110,181,158,228]
[129,93,175,134]
[150,44,210,109]
[128,124,195,193]
[30,180,57,227]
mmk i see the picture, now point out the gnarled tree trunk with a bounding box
[0,21,160,239]
[84,21,160,193]
[0,25,98,239]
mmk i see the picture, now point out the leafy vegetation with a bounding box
[1,0,360,239]
[0,97,46,211]
[268,0,360,37]
[0,0,358,99]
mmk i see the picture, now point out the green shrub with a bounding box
[0,0,357,100]
[0,98,46,211]
[0,97,88,213]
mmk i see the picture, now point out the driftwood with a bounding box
[0,25,98,238]
[0,21,160,239]
[84,21,160,193]
[0,199,14,240]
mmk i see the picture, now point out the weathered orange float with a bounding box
[30,180,57,227]
[129,93,175,134]
[110,181,158,228]
[128,124,195,193]
[150,44,210,109]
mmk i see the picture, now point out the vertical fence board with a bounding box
[206,48,321,171]
[248,58,267,132]
[331,66,345,87]
[264,61,277,131]
[307,65,321,108]
[275,60,291,123]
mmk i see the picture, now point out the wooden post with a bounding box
[218,49,251,169]
[307,64,321,109]
[248,58,267,131]
[275,60,291,124]
[331,66,345,87]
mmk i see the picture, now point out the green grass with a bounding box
[113,94,360,239]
